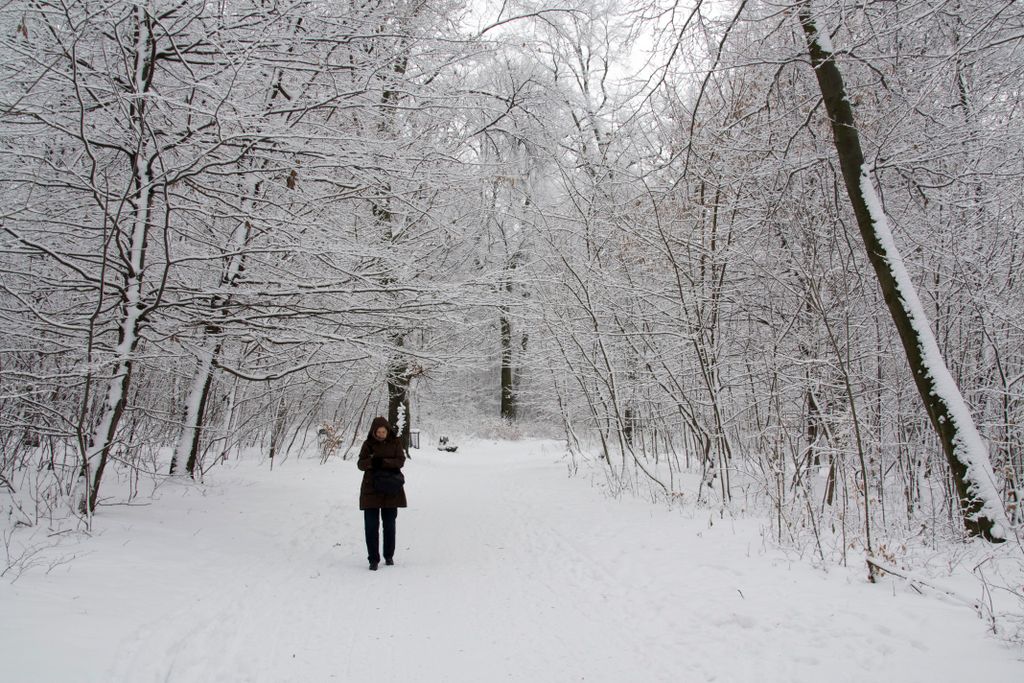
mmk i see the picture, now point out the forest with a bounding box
[1,0,1022,572]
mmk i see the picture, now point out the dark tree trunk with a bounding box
[184,362,216,476]
[500,312,517,421]
[387,366,410,453]
[799,7,1005,542]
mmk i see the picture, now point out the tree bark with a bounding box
[387,357,411,453]
[500,311,518,421]
[170,342,218,477]
[798,6,1008,542]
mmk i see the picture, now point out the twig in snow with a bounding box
[865,555,1009,635]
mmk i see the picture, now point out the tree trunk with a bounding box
[170,219,252,476]
[798,6,1009,542]
[170,342,218,477]
[500,312,517,421]
[80,4,156,515]
[387,362,410,453]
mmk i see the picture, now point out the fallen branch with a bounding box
[867,557,978,607]
[865,556,1000,634]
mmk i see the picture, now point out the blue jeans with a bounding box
[364,507,397,563]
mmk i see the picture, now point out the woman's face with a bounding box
[373,426,388,441]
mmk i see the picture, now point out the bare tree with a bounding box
[798,3,1010,542]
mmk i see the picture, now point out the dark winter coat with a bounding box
[358,416,407,510]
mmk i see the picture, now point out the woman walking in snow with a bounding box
[357,416,407,570]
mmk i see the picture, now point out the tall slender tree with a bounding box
[798,4,1010,541]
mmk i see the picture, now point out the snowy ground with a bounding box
[2,439,1022,682]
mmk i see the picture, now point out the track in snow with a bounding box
[3,439,1021,682]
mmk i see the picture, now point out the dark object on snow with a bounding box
[437,435,458,452]
[358,417,405,567]
[357,417,407,510]
[372,469,405,495]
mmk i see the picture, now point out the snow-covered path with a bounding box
[3,440,1021,682]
